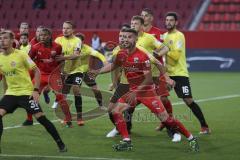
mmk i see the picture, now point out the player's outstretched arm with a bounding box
[31,67,41,102]
[155,45,169,57]
[149,55,175,89]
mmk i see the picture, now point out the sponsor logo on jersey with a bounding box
[11,61,16,67]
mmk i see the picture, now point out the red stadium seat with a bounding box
[234,13,240,22]
[223,14,232,22]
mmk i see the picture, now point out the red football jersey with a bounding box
[30,42,62,74]
[116,49,153,90]
[146,26,165,65]
[30,37,40,46]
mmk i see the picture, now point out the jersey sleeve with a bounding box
[151,35,165,50]
[56,44,63,56]
[54,37,61,45]
[74,39,82,52]
[29,45,37,60]
[167,34,184,61]
[137,46,158,64]
[22,52,37,70]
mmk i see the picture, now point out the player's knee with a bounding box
[0,108,7,117]
[34,112,44,119]
[183,98,193,106]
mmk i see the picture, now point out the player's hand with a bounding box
[126,92,136,104]
[51,51,57,57]
[30,91,40,103]
[55,55,65,62]
[165,78,175,91]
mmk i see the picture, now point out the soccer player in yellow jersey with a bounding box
[75,33,107,109]
[0,30,66,153]
[55,21,84,127]
[19,33,31,54]
[162,12,210,134]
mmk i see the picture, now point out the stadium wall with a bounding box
[27,30,240,72]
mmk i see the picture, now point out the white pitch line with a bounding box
[4,94,240,130]
[136,94,240,110]
[4,119,60,130]
[0,154,131,160]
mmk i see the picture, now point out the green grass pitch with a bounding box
[0,72,239,160]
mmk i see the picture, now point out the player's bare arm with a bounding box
[2,76,7,94]
[31,67,41,102]
[154,45,169,57]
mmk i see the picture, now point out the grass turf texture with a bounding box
[0,72,239,160]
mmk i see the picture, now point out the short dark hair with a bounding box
[120,28,138,36]
[63,21,76,29]
[20,33,29,38]
[142,8,154,16]
[75,32,85,41]
[131,15,144,25]
[41,28,52,36]
[121,23,131,29]
[0,30,15,39]
[165,12,178,21]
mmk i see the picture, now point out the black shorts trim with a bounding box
[110,83,130,103]
[170,76,193,98]
[0,95,43,114]
[64,72,83,85]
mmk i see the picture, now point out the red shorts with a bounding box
[118,90,166,114]
[153,76,170,97]
[32,74,50,92]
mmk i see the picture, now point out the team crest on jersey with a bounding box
[37,51,42,55]
[11,61,16,67]
[134,57,139,63]
[145,60,150,67]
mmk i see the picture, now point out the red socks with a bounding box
[113,113,129,139]
[162,98,173,117]
[27,113,33,121]
[164,117,191,138]
[56,94,72,122]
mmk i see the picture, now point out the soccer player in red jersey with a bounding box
[91,28,199,152]
[141,8,179,141]
[30,25,44,46]
[22,28,72,126]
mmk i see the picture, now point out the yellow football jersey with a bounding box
[55,36,82,74]
[19,44,31,54]
[0,49,36,96]
[137,32,165,77]
[163,30,189,77]
[79,44,106,73]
